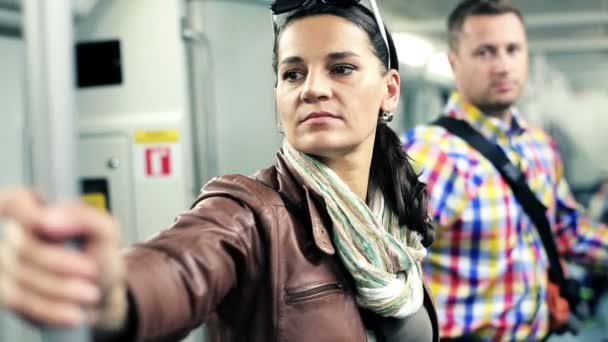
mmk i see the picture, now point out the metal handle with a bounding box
[23,0,89,341]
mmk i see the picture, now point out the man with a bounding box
[403,0,608,340]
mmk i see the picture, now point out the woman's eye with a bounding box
[283,70,304,81]
[332,64,355,75]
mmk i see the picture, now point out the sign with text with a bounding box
[133,129,180,181]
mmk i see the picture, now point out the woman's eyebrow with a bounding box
[327,51,360,61]
[279,51,360,66]
[280,56,303,66]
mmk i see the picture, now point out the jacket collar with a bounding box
[256,149,336,255]
[445,92,527,143]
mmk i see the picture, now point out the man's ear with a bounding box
[448,50,457,73]
[381,69,401,113]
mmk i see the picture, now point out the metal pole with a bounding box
[22,0,89,341]
[183,0,220,192]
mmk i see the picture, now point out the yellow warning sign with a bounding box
[134,130,180,144]
[81,193,108,212]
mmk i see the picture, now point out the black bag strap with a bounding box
[432,116,566,286]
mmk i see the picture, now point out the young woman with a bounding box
[0,1,437,341]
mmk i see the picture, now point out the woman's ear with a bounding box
[381,69,401,113]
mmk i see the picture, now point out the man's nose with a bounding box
[491,50,511,75]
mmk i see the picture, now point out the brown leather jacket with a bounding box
[122,153,439,342]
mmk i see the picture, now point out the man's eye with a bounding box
[476,49,490,57]
[508,46,520,55]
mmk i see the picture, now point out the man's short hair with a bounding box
[447,0,524,50]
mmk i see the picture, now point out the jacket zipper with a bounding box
[285,281,344,303]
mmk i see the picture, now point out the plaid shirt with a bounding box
[403,93,608,341]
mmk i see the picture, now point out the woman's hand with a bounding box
[0,188,127,331]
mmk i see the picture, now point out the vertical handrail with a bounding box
[22,0,89,341]
[183,0,219,192]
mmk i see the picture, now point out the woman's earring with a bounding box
[277,120,284,133]
[380,111,394,123]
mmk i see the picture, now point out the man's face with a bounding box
[449,13,529,113]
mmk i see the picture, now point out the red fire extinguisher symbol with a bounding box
[145,147,172,177]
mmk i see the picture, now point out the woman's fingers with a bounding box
[41,203,120,246]
[11,223,99,280]
[12,256,101,306]
[0,188,45,228]
[0,188,120,249]
[0,222,100,324]
[2,276,85,327]
[0,189,126,329]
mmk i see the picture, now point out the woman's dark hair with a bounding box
[272,4,435,247]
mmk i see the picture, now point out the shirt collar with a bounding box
[444,92,527,141]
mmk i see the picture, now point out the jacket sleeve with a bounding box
[121,195,262,342]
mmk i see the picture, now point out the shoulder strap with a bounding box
[432,116,566,286]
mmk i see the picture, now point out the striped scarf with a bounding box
[283,141,427,317]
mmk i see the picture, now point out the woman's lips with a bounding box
[301,111,341,124]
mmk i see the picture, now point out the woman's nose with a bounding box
[300,72,331,103]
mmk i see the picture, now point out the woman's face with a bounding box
[275,14,400,161]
